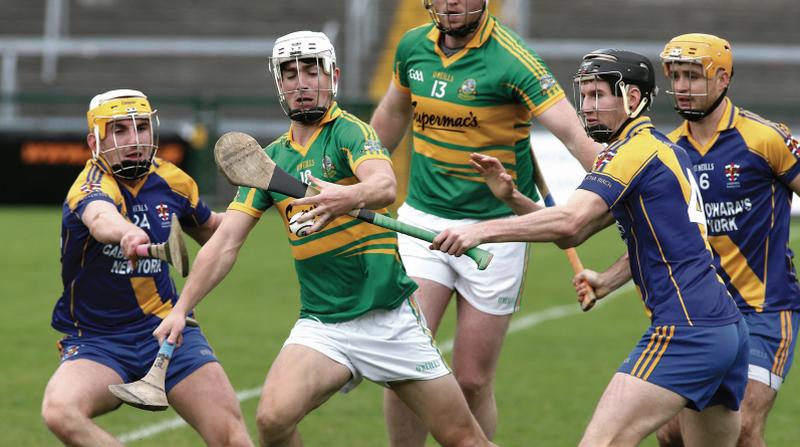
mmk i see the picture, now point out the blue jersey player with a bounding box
[431,50,749,446]
[41,90,252,446]
[655,34,800,447]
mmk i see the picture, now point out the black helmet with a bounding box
[573,49,657,143]
[575,49,656,114]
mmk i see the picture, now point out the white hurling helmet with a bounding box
[269,31,338,124]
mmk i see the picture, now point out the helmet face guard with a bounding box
[661,34,733,122]
[87,90,159,180]
[573,49,656,143]
[269,31,337,124]
[573,73,626,144]
[423,0,487,37]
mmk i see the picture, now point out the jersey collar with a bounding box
[427,14,495,67]
[673,97,738,139]
[287,101,342,156]
[612,116,653,143]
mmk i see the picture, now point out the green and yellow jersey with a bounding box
[393,14,564,219]
[230,103,417,322]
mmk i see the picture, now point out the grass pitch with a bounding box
[2,207,799,446]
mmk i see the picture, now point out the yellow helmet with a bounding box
[86,89,159,180]
[87,89,154,140]
[660,33,733,79]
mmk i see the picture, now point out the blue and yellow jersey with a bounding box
[669,99,800,313]
[579,117,740,327]
[393,15,564,219]
[54,157,211,336]
[229,103,417,323]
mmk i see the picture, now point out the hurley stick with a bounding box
[214,132,493,270]
[107,316,199,411]
[133,214,189,277]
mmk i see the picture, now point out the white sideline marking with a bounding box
[117,284,633,442]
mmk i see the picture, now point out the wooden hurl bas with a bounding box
[213,131,493,270]
[134,214,189,277]
[107,317,199,411]
[108,341,173,411]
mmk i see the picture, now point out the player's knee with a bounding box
[455,372,492,398]
[256,405,299,442]
[655,430,684,447]
[41,400,84,441]
[655,420,683,447]
[201,414,252,447]
[434,428,489,447]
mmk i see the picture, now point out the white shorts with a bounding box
[283,295,451,393]
[396,203,528,315]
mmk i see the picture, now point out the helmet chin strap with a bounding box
[677,87,728,122]
[289,107,327,124]
[112,159,152,180]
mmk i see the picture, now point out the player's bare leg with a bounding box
[385,278,453,446]
[390,374,496,447]
[680,404,741,447]
[168,362,253,446]
[580,373,687,447]
[655,414,684,447]
[41,359,125,446]
[736,380,776,447]
[451,292,510,439]
[256,344,352,447]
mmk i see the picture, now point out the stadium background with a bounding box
[1,1,799,445]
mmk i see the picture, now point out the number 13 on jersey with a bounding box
[431,80,447,98]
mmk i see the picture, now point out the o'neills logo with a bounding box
[412,101,480,133]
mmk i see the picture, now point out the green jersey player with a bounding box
[370,0,602,444]
[154,30,495,447]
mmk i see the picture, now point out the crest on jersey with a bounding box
[593,146,618,171]
[155,203,170,221]
[786,136,800,158]
[362,139,386,157]
[322,155,336,179]
[458,78,478,101]
[61,345,79,360]
[80,181,102,193]
[724,162,741,188]
[539,74,557,91]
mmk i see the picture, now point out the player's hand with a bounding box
[121,226,150,269]
[572,269,611,301]
[471,153,516,202]
[291,173,357,233]
[153,310,187,347]
[430,224,483,257]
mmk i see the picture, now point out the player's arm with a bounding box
[292,159,397,233]
[184,211,225,245]
[536,98,603,172]
[153,210,258,346]
[81,200,149,259]
[431,189,609,256]
[573,252,631,300]
[369,82,413,153]
[471,153,542,215]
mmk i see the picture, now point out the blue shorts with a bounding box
[744,310,799,390]
[618,319,749,411]
[57,326,218,392]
